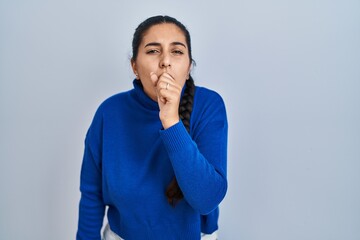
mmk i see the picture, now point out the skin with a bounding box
[131,23,191,129]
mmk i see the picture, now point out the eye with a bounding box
[146,49,160,54]
[172,50,184,55]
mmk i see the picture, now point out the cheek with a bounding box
[138,64,152,75]
[180,65,191,79]
[137,58,157,74]
[177,73,188,87]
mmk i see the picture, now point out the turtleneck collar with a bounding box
[133,79,159,110]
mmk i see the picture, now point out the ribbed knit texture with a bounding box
[77,80,228,240]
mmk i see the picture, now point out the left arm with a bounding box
[160,92,228,215]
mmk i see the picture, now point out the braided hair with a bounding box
[131,16,195,206]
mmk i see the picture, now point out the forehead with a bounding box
[141,23,187,46]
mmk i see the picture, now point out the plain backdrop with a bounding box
[0,0,359,239]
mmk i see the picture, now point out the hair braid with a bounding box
[179,76,195,132]
[166,76,195,206]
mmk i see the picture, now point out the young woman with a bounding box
[77,15,228,240]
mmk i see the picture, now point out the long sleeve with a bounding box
[159,90,228,215]
[77,113,105,240]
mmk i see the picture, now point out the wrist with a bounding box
[162,118,180,130]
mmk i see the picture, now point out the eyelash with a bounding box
[145,50,184,55]
[146,49,160,54]
[173,50,184,55]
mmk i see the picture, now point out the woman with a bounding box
[77,15,228,240]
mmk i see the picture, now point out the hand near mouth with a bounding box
[150,72,182,129]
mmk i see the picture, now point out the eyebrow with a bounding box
[144,42,187,48]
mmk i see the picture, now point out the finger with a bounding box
[161,72,175,82]
[150,72,158,85]
[157,94,166,104]
[157,79,181,92]
[157,75,175,87]
[157,84,181,100]
[157,86,181,103]
[152,73,178,92]
[159,82,171,91]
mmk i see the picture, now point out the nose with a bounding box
[159,52,171,69]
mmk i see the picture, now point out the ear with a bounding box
[131,60,139,79]
[186,63,192,80]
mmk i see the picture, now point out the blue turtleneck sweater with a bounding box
[77,80,228,240]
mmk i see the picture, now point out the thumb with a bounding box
[150,72,158,85]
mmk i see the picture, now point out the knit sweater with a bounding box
[77,80,228,240]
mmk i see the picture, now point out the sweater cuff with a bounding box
[159,121,193,154]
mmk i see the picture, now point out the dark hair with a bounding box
[131,15,195,206]
[131,15,193,63]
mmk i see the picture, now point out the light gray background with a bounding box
[0,0,359,239]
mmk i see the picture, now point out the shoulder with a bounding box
[85,89,134,149]
[191,85,227,124]
[96,90,132,113]
[190,86,228,139]
[194,86,226,109]
[87,90,132,132]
